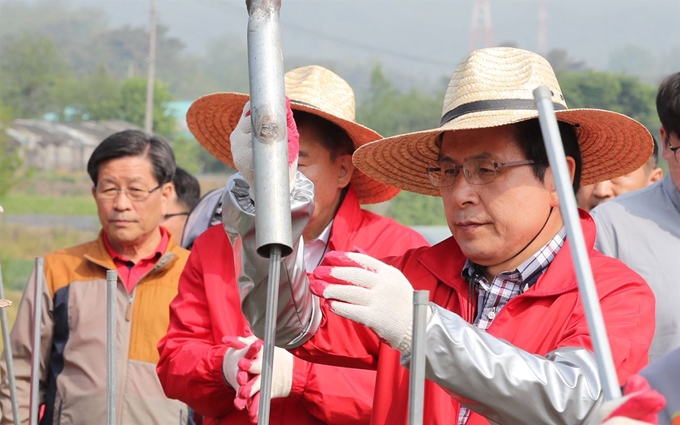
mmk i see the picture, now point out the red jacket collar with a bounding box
[328,186,363,250]
[418,209,597,297]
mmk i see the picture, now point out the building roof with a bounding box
[5,119,142,149]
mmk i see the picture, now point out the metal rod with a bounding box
[257,246,282,425]
[408,290,430,425]
[532,86,621,401]
[106,270,117,425]
[29,257,44,425]
[0,261,20,425]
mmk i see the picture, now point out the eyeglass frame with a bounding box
[426,158,536,187]
[163,212,190,220]
[666,135,680,164]
[94,184,163,202]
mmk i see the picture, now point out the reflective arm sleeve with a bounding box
[221,172,322,348]
[414,304,603,425]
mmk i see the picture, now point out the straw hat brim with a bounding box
[352,108,654,197]
[187,92,399,204]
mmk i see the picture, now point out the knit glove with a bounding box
[233,339,294,423]
[222,335,260,394]
[599,375,665,425]
[311,251,415,355]
[230,98,300,201]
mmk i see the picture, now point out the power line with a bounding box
[206,0,457,68]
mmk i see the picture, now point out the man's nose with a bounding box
[113,190,133,210]
[592,181,614,199]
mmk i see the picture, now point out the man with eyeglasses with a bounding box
[161,166,201,245]
[0,130,193,424]
[223,48,660,424]
[591,71,680,366]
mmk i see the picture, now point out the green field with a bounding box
[0,194,97,216]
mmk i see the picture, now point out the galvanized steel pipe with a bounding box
[533,86,621,401]
[29,257,44,425]
[0,262,20,425]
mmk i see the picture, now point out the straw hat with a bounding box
[353,47,654,197]
[186,65,399,204]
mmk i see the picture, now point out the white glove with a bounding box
[231,338,293,423]
[0,205,3,212]
[222,335,259,392]
[310,251,417,355]
[230,98,300,201]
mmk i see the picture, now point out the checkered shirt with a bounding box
[456,228,566,425]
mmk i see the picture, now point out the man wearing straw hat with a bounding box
[157,65,429,424]
[223,48,660,424]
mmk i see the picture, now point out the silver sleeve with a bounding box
[416,304,603,425]
[221,172,322,348]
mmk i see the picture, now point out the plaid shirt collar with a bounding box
[462,227,567,294]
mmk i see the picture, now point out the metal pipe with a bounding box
[106,270,117,425]
[29,257,44,425]
[532,86,621,401]
[0,262,20,425]
[245,1,292,424]
[408,290,430,425]
[246,0,292,258]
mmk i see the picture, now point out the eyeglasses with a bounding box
[668,136,680,164]
[95,185,162,202]
[426,158,536,187]
[163,212,190,220]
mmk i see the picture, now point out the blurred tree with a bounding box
[608,44,658,83]
[357,65,445,225]
[357,65,441,137]
[560,70,659,134]
[0,103,23,199]
[171,135,204,174]
[546,48,587,74]
[0,34,70,118]
[118,77,176,137]
[386,191,447,226]
[53,65,122,121]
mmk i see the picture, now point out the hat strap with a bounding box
[291,99,321,111]
[440,99,567,126]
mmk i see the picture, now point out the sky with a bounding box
[2,0,678,86]
[49,0,679,82]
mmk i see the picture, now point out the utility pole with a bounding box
[144,0,158,134]
[469,0,493,52]
[538,0,548,55]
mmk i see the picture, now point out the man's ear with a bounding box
[161,182,174,213]
[337,154,354,189]
[648,167,663,184]
[547,156,576,207]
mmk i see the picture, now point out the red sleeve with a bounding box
[156,239,237,418]
[289,356,375,424]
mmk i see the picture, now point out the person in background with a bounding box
[0,130,192,424]
[156,65,430,425]
[162,166,201,245]
[591,71,680,362]
[224,48,656,424]
[577,136,663,211]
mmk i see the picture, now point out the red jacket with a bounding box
[291,212,655,424]
[156,187,429,425]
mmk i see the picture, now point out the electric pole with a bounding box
[470,0,493,52]
[144,0,158,134]
[538,0,548,55]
